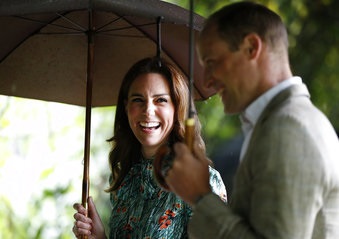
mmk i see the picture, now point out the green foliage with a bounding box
[0,197,29,239]
[196,95,240,155]
[0,97,113,238]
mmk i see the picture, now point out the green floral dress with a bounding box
[108,158,227,239]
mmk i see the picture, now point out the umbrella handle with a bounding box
[153,118,195,191]
[184,118,195,151]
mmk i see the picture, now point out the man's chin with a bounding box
[223,105,240,115]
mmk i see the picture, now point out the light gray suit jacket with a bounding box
[189,84,339,239]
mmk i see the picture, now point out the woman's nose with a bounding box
[145,101,156,116]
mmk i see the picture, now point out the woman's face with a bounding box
[126,73,175,158]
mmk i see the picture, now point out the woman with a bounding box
[72,57,227,239]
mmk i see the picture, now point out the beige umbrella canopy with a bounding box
[0,0,214,209]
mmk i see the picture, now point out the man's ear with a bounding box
[243,33,262,59]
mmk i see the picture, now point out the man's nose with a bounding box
[203,69,216,89]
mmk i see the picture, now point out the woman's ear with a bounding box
[243,33,262,59]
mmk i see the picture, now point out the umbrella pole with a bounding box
[184,0,195,150]
[81,10,94,239]
[153,0,196,190]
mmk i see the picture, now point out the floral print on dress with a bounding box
[159,209,177,230]
[108,158,226,239]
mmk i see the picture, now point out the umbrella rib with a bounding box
[56,12,87,32]
[95,15,123,32]
[95,32,146,38]
[14,15,85,34]
[95,12,156,34]
[38,32,85,36]
[97,22,155,34]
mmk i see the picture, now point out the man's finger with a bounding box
[173,142,190,156]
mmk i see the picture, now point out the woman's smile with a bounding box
[126,73,175,157]
[139,121,161,132]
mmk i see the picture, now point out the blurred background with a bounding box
[1,0,338,238]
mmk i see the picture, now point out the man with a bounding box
[164,2,339,238]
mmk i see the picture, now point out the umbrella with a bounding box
[0,0,214,211]
[0,0,214,106]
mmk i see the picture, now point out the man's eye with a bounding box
[206,60,214,68]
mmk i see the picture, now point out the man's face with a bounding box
[197,25,256,114]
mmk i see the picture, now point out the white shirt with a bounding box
[239,77,303,161]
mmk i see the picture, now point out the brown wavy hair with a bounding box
[105,57,205,192]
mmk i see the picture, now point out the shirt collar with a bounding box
[240,77,302,134]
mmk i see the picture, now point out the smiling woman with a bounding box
[72,57,227,239]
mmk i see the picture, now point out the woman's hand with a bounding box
[72,196,107,239]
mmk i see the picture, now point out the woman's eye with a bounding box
[131,97,143,103]
[156,97,168,103]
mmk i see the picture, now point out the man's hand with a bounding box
[165,142,212,205]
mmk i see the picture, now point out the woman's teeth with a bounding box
[140,122,160,129]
